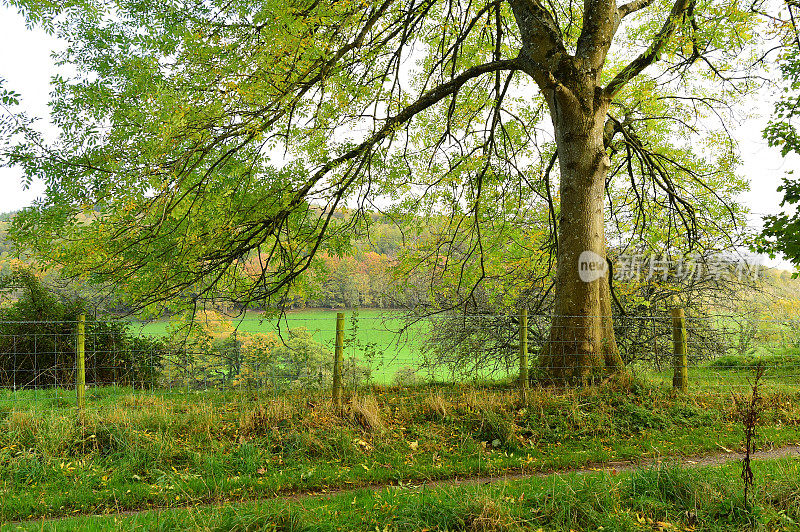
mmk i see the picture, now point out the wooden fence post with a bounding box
[519,308,529,402]
[332,312,345,413]
[76,314,86,421]
[671,307,688,392]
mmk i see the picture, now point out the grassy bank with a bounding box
[3,377,800,522]
[7,457,800,531]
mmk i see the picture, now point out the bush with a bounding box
[169,324,333,391]
[393,366,419,386]
[0,268,164,388]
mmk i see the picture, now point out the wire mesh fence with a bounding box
[2,310,800,414]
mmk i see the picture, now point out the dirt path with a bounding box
[7,444,800,528]
[271,443,800,501]
[434,443,800,488]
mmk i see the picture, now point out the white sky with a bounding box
[0,6,52,212]
[0,4,796,269]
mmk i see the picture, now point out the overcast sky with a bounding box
[0,4,796,269]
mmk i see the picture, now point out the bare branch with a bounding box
[193,59,521,303]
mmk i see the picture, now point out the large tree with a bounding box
[3,0,759,381]
[760,8,800,268]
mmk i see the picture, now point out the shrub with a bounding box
[349,395,384,433]
[0,268,165,388]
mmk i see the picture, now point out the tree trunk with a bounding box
[506,0,692,383]
[542,94,623,383]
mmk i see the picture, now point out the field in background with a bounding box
[130,309,516,383]
[127,309,800,389]
[131,309,399,340]
[634,348,800,393]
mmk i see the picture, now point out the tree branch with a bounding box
[508,0,567,70]
[576,0,620,69]
[320,57,522,181]
[604,0,694,97]
[618,0,655,18]
[185,58,522,303]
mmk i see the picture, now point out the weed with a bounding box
[735,362,766,512]
[623,463,698,511]
[228,442,263,476]
[419,393,449,421]
[474,408,518,451]
[348,395,384,433]
[212,505,306,532]
[241,399,294,436]
[465,497,520,531]
[613,402,667,433]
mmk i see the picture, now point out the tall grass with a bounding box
[3,379,800,522]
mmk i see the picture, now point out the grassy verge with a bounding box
[7,457,800,531]
[2,377,800,523]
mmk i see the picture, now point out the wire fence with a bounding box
[1,310,799,413]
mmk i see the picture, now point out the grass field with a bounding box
[3,376,800,524]
[5,313,800,528]
[8,457,800,531]
[633,347,800,394]
[128,309,800,389]
[130,309,514,384]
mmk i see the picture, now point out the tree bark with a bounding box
[542,90,623,383]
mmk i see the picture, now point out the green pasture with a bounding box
[633,347,800,393]
[130,310,515,384]
[124,310,800,388]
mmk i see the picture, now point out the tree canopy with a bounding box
[760,18,800,268]
[0,0,770,379]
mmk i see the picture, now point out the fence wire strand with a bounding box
[1,312,799,412]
